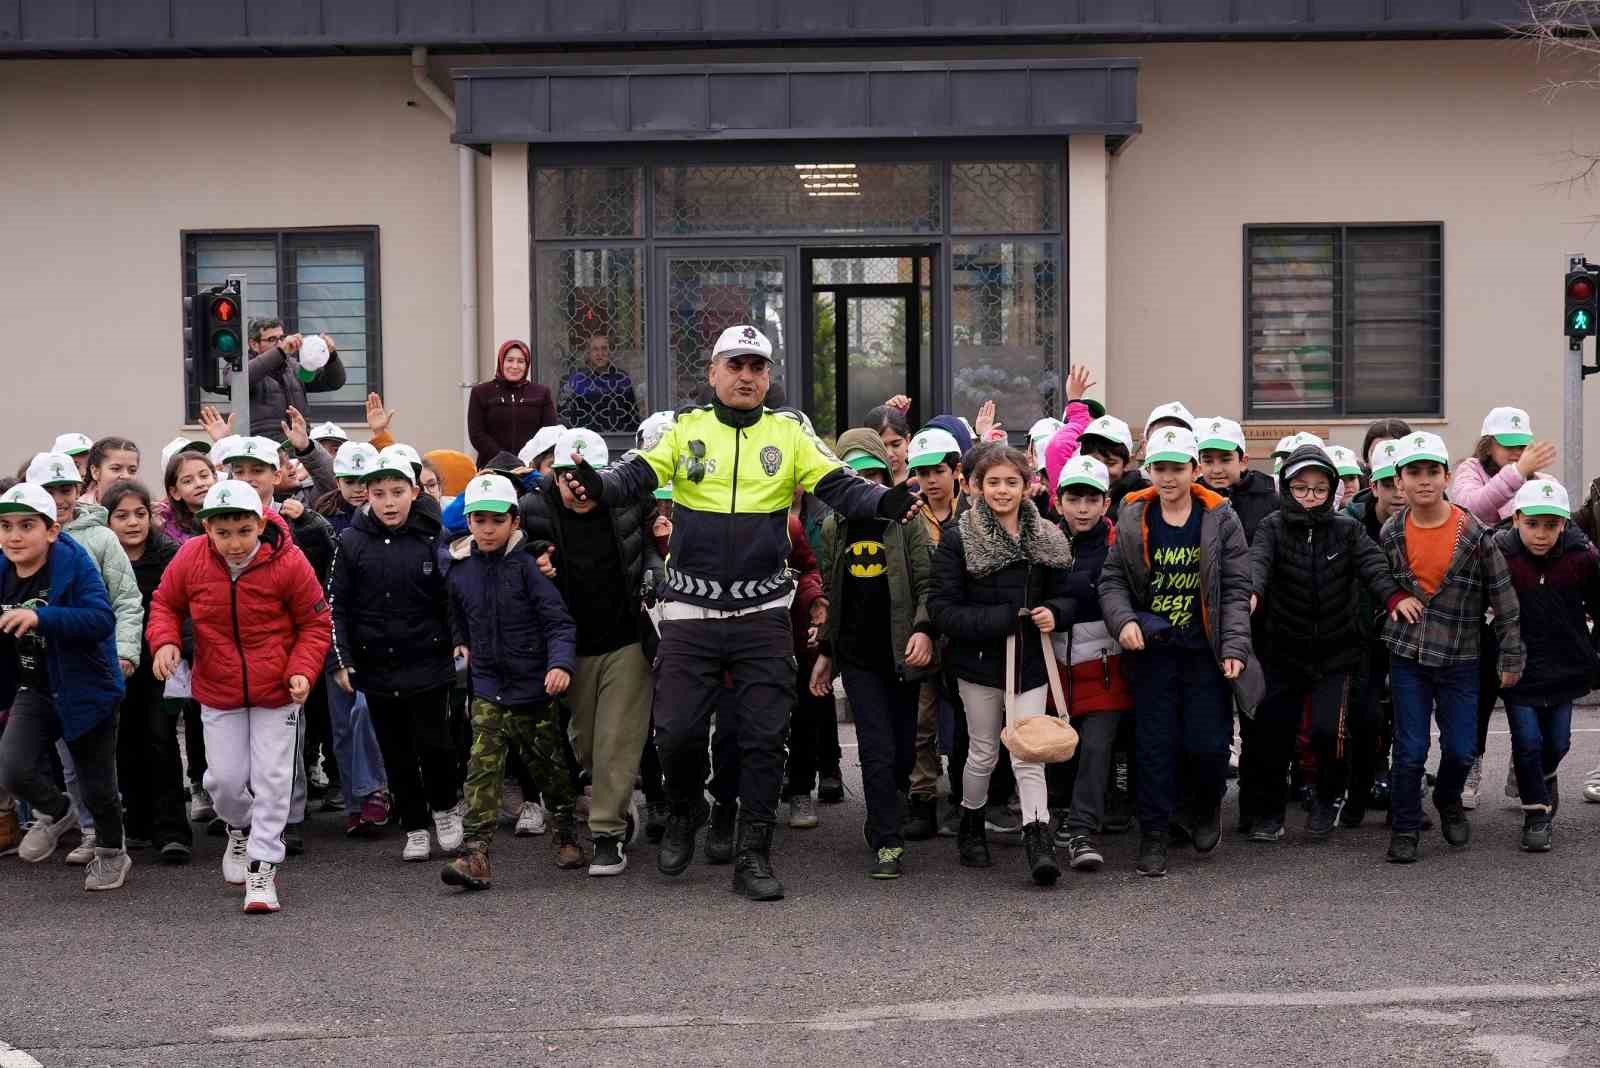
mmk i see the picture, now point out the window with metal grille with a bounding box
[1245,225,1441,419]
[181,228,381,422]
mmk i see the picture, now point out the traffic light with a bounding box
[1565,270,1597,338]
[184,285,242,394]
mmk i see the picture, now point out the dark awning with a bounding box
[0,0,1529,58]
[452,59,1139,149]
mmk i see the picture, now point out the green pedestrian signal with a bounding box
[1566,270,1598,339]
[1572,308,1593,333]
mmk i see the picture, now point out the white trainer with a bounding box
[402,829,431,861]
[19,808,79,863]
[243,862,280,913]
[432,808,464,853]
[83,847,132,891]
[1584,763,1600,803]
[64,827,98,866]
[515,801,546,837]
[222,828,250,884]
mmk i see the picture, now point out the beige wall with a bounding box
[0,56,472,464]
[5,40,1598,482]
[1103,40,1600,471]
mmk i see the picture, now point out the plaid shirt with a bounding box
[1379,505,1524,673]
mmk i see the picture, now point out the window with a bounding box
[182,229,381,422]
[1245,225,1441,418]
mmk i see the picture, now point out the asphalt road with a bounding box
[4,711,1600,1067]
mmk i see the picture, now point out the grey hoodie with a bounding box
[65,500,144,666]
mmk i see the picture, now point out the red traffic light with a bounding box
[1568,276,1595,303]
[210,296,239,322]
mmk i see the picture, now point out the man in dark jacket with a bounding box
[1245,443,1411,841]
[246,318,347,437]
[560,334,641,435]
[442,474,582,891]
[329,448,462,862]
[516,427,659,877]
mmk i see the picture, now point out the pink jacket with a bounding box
[1450,457,1525,524]
[1043,400,1096,501]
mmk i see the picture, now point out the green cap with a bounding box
[843,449,889,473]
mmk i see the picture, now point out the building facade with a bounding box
[3,2,1596,477]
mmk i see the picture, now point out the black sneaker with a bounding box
[1247,819,1284,843]
[158,840,192,864]
[901,796,938,841]
[1386,831,1420,864]
[817,773,845,804]
[1435,798,1471,848]
[704,801,737,866]
[1191,804,1221,853]
[1050,808,1072,847]
[1339,802,1367,829]
[1136,833,1168,877]
[588,834,627,877]
[1022,821,1060,886]
[1306,801,1337,841]
[1520,811,1553,853]
[868,846,904,880]
[1065,834,1103,871]
[282,822,305,856]
[643,801,670,844]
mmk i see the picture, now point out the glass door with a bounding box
[804,250,930,440]
[657,249,793,412]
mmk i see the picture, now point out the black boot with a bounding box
[656,799,710,877]
[731,820,785,901]
[704,801,737,865]
[901,795,938,841]
[1022,821,1059,887]
[956,805,991,868]
[1434,791,1471,848]
[1136,832,1168,877]
[1306,799,1337,840]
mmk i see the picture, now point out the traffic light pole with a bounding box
[227,274,251,439]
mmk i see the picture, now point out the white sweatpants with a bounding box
[958,680,1050,826]
[201,704,301,865]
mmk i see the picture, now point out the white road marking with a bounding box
[0,1040,44,1068]
[593,981,1600,1032]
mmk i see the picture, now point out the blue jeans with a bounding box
[1388,657,1477,833]
[326,667,388,809]
[1503,702,1572,810]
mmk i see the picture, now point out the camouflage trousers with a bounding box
[462,697,576,851]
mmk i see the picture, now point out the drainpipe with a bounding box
[411,46,479,455]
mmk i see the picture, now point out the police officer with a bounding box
[563,324,921,901]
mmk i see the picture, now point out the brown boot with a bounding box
[0,809,19,854]
[554,816,586,870]
[440,847,491,891]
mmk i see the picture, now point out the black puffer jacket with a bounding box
[517,478,661,649]
[328,493,454,696]
[929,500,1076,692]
[1057,517,1114,628]
[128,529,183,664]
[281,506,337,586]
[1221,468,1279,545]
[1248,446,1399,679]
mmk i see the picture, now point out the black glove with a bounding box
[563,457,605,505]
[874,480,924,525]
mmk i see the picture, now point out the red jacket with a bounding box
[146,510,331,710]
